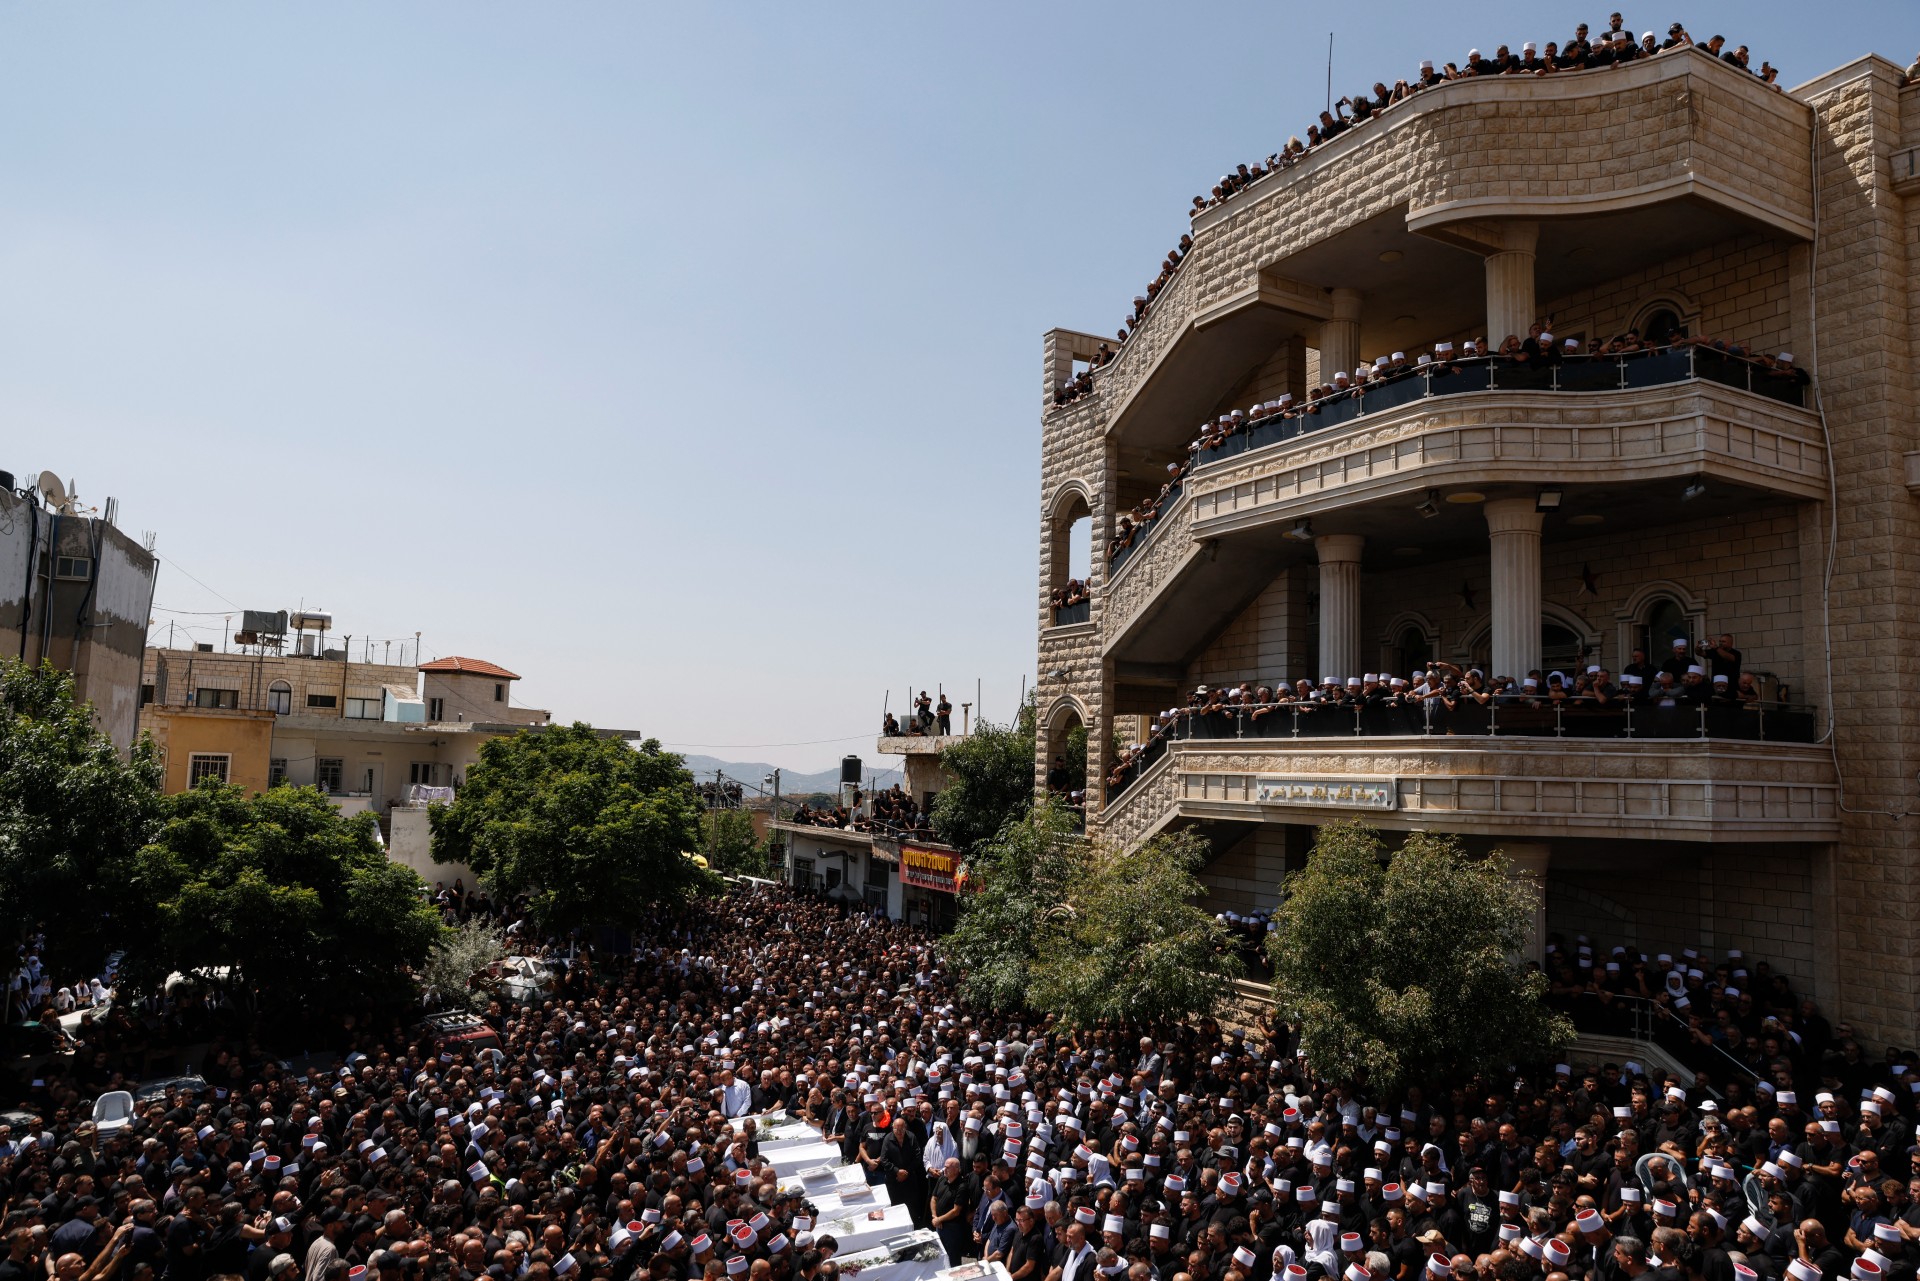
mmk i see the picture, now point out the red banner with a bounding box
[900,844,957,893]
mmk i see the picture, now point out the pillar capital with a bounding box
[1329,287,1365,321]
[1313,532,1366,563]
[1483,497,1544,535]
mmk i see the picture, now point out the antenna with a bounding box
[1326,32,1334,113]
[33,472,74,515]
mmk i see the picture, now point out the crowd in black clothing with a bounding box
[883,694,953,740]
[11,885,1920,1281]
[696,782,746,811]
[1106,637,1769,794]
[1053,16,1789,415]
[1051,582,1091,612]
[1105,328,1807,568]
[790,784,936,842]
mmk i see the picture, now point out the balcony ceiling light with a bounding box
[1415,491,1439,519]
[1285,519,1315,541]
[1682,478,1707,501]
[1567,514,1605,526]
[1536,488,1564,512]
[1378,249,1404,263]
[1445,491,1486,504]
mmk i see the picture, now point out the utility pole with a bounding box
[708,769,723,866]
[764,768,782,876]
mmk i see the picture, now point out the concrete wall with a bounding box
[423,670,548,725]
[0,489,157,754]
[389,806,475,890]
[147,708,276,795]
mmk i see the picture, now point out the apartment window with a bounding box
[306,693,338,709]
[428,697,444,720]
[493,683,505,702]
[187,754,230,786]
[344,697,382,720]
[792,858,813,891]
[140,684,155,706]
[863,884,888,911]
[267,681,292,715]
[268,758,288,786]
[409,762,440,786]
[54,556,91,580]
[193,687,238,710]
[315,758,344,793]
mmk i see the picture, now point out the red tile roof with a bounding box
[419,656,521,681]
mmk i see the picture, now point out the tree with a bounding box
[931,698,1036,856]
[430,725,704,929]
[1029,829,1242,1028]
[1060,723,1126,795]
[0,659,162,976]
[939,802,1080,1011]
[419,917,507,1011]
[699,807,767,875]
[1267,819,1573,1088]
[128,783,444,1021]
[942,806,1238,1026]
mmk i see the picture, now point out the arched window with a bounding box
[1394,625,1433,675]
[267,680,292,715]
[1047,483,1094,625]
[1639,597,1691,659]
[1541,622,1585,675]
[1641,308,1684,345]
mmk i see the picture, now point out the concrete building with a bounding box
[140,632,551,815]
[0,477,157,753]
[1034,50,1920,1044]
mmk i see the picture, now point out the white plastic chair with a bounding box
[92,1090,134,1134]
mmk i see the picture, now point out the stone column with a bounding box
[1318,288,1363,384]
[1484,498,1543,680]
[1314,534,1365,682]
[1483,221,1539,347]
[1501,843,1550,966]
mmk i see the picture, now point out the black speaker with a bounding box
[840,755,863,785]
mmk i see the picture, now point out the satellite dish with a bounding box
[33,472,74,514]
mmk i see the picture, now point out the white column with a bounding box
[1484,499,1543,681]
[1317,288,1363,383]
[1314,534,1365,682]
[1501,843,1550,966]
[1483,221,1539,347]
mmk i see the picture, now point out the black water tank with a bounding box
[0,471,12,493]
[840,755,863,785]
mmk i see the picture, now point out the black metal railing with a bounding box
[1104,698,1817,801]
[1051,599,1091,626]
[1106,347,1808,570]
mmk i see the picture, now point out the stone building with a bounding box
[1034,50,1920,1045]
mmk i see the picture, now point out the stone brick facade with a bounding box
[1035,48,1920,1048]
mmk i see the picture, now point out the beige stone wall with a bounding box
[1195,827,1290,915]
[1538,233,1795,356]
[143,646,418,716]
[1038,380,1115,802]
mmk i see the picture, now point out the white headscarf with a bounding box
[922,1120,957,1173]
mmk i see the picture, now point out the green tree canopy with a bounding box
[128,783,444,1020]
[939,801,1079,1011]
[1029,829,1242,1028]
[0,659,162,975]
[931,698,1035,857]
[1267,819,1572,1088]
[943,806,1239,1027]
[430,725,704,928]
[699,807,767,876]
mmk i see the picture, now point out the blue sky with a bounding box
[2,3,1909,771]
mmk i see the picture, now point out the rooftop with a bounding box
[419,656,521,680]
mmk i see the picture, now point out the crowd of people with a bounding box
[1105,637,1768,794]
[1103,327,1806,569]
[788,785,935,841]
[1051,582,1092,615]
[883,694,954,740]
[1054,16,1790,413]
[696,781,747,811]
[5,884,1917,1281]
[8,937,115,1027]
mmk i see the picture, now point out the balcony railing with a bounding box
[1106,348,1807,568]
[1051,599,1091,626]
[1106,698,1818,800]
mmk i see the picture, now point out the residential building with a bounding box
[1034,50,1920,1044]
[0,476,157,753]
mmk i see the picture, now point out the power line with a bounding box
[153,554,241,610]
[657,731,879,750]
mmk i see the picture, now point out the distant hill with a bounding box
[675,752,903,800]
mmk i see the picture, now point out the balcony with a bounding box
[1100,370,1823,666]
[1097,716,1838,851]
[1090,49,1813,451]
